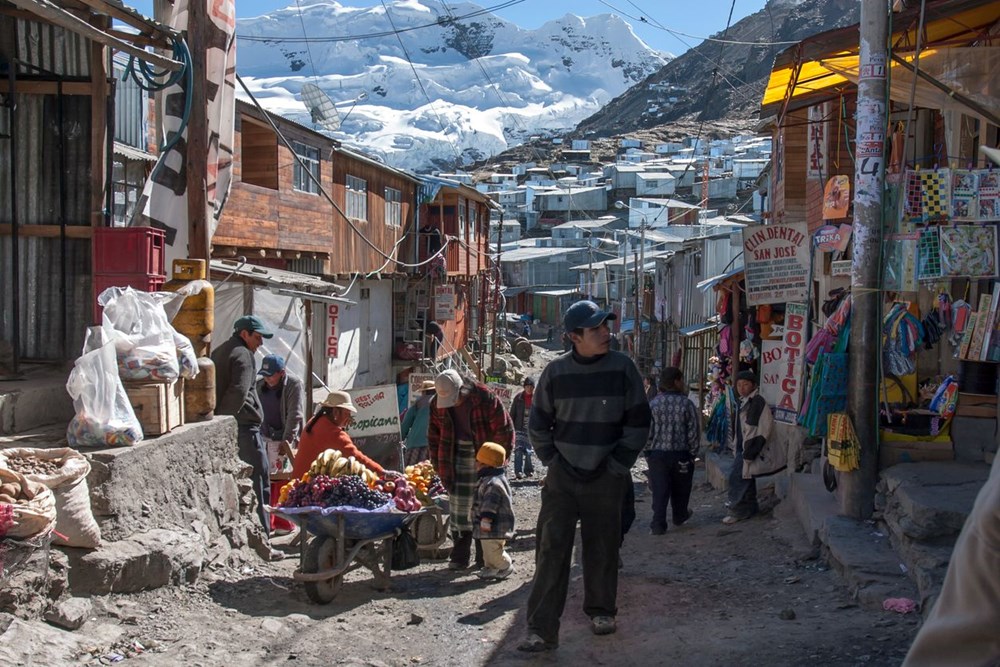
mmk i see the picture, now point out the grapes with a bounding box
[279,474,390,510]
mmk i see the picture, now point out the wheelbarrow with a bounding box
[269,503,424,604]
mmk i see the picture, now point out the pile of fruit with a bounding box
[279,474,390,510]
[404,461,447,498]
[306,449,379,487]
[373,472,421,512]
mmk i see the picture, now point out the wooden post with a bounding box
[185,0,210,261]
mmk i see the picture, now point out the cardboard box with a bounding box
[879,439,954,468]
[124,379,184,436]
[955,392,998,418]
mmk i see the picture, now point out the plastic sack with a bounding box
[391,526,421,570]
[66,325,143,448]
[0,448,101,549]
[174,331,198,380]
[0,468,56,540]
[99,287,181,381]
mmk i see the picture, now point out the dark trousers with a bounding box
[646,451,694,529]
[621,480,635,545]
[238,422,271,536]
[450,530,483,567]
[727,445,758,519]
[526,459,628,644]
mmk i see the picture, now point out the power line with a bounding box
[238,0,527,43]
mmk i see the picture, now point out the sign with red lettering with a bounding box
[742,221,811,305]
[775,303,807,423]
[344,384,402,470]
[434,285,456,321]
[807,104,827,180]
[326,304,341,358]
[815,224,853,253]
[759,340,784,408]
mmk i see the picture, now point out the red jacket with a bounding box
[428,382,513,492]
[292,416,385,480]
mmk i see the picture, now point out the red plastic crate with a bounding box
[93,273,166,323]
[93,227,166,276]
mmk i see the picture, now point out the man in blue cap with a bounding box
[211,315,282,558]
[518,300,650,652]
[255,354,304,476]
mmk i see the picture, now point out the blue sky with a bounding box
[134,0,768,55]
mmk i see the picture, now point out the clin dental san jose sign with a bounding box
[742,221,811,306]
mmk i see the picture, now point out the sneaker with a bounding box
[721,514,746,525]
[477,567,499,579]
[493,563,514,580]
[525,470,534,478]
[517,634,557,652]
[266,548,286,562]
[448,561,470,570]
[591,616,617,635]
[515,473,524,480]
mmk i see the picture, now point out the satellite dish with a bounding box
[301,83,342,131]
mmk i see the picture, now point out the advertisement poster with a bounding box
[434,285,456,320]
[774,303,807,423]
[823,176,851,219]
[344,384,402,470]
[814,224,852,253]
[742,221,811,305]
[407,373,434,407]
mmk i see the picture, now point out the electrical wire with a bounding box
[238,0,528,43]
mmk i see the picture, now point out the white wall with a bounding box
[324,279,394,393]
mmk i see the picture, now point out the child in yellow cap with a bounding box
[472,441,515,580]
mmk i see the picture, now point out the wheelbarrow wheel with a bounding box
[303,535,344,604]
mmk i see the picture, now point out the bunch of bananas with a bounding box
[307,449,379,487]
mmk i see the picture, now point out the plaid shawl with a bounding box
[428,382,513,492]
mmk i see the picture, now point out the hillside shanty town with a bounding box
[1,0,999,665]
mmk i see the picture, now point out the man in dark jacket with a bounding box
[255,354,304,473]
[211,315,274,542]
[509,377,535,479]
[519,300,651,652]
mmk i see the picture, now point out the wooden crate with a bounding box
[124,379,184,436]
[955,392,998,419]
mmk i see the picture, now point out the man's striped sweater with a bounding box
[528,349,651,478]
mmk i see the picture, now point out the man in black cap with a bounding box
[518,300,651,652]
[211,315,281,555]
[255,354,304,474]
[725,370,783,525]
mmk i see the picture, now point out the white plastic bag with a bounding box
[66,325,143,448]
[99,287,180,381]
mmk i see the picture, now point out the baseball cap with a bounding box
[434,369,464,408]
[564,300,617,331]
[258,354,286,377]
[234,315,274,339]
[321,390,357,413]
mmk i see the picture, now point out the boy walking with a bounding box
[645,367,700,534]
[472,442,515,580]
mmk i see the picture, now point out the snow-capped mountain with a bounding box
[236,1,670,171]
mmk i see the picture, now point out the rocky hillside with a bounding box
[575,0,861,137]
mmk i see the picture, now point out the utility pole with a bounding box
[185,0,210,262]
[843,0,887,519]
[490,213,502,374]
[633,249,640,370]
[636,215,646,365]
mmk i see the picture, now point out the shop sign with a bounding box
[742,221,811,305]
[434,284,456,320]
[487,383,518,409]
[776,303,807,423]
[807,104,827,180]
[345,384,402,468]
[759,340,784,408]
[831,260,852,277]
[326,304,341,358]
[815,224,852,252]
[407,373,434,407]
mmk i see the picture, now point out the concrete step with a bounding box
[820,515,918,609]
[788,472,838,546]
[0,366,74,435]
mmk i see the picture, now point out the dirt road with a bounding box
[44,460,920,667]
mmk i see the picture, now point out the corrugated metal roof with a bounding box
[114,142,156,162]
[210,260,346,296]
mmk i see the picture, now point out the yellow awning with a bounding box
[760,0,1000,118]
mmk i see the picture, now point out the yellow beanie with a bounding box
[476,442,506,467]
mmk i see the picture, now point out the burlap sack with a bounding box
[0,467,56,540]
[0,448,100,548]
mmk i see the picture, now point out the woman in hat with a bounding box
[291,390,385,480]
[401,380,436,465]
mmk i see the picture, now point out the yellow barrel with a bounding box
[164,259,214,337]
[184,357,216,422]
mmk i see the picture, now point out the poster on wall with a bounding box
[822,176,850,220]
[344,384,402,470]
[434,284,456,320]
[939,226,998,278]
[742,221,811,305]
[774,303,807,423]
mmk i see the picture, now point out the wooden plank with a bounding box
[0,80,92,95]
[0,224,93,238]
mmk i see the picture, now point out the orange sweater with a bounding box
[292,417,385,480]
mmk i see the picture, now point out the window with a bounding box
[384,187,402,227]
[292,141,320,194]
[346,175,368,221]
